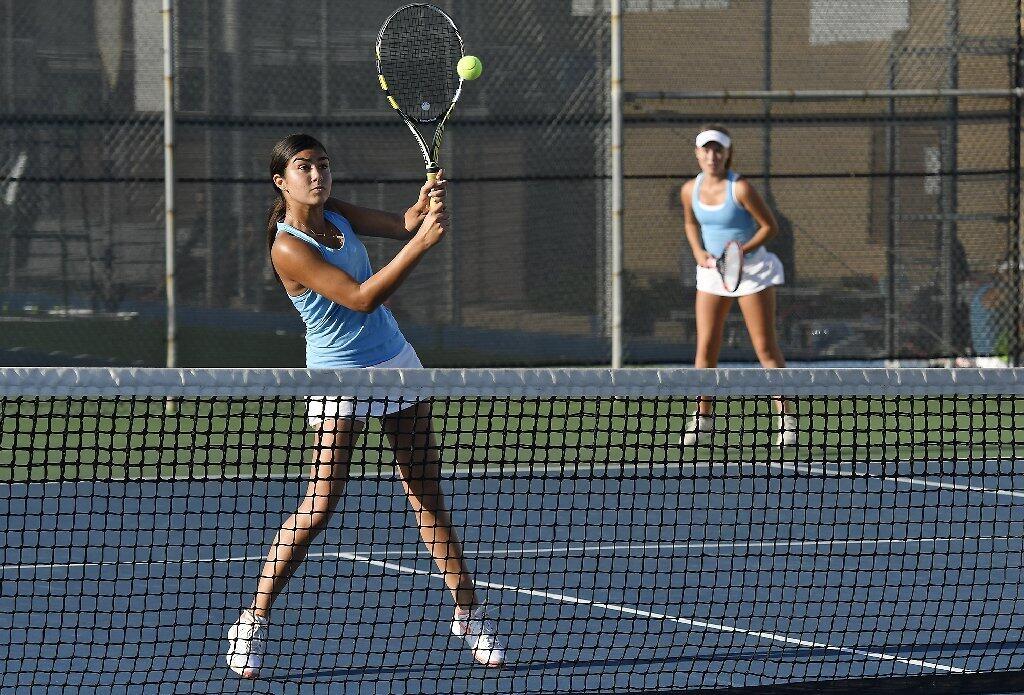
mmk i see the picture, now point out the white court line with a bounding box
[366,535,1007,559]
[339,551,968,675]
[7,454,1021,488]
[773,461,1024,500]
[2,553,268,573]
[0,537,997,672]
[1,534,1007,573]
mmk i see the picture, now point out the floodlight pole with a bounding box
[162,0,177,370]
[886,43,898,359]
[941,0,960,356]
[1013,0,1023,366]
[762,0,772,202]
[610,0,624,368]
[3,0,11,112]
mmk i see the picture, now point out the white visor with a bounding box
[695,130,731,149]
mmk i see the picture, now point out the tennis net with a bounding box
[1,366,1024,694]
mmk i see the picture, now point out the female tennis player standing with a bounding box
[225,134,505,678]
[680,125,796,446]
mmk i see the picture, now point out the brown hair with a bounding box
[697,123,733,170]
[265,133,327,282]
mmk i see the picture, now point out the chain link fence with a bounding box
[0,0,1020,367]
[0,0,610,367]
[620,0,1022,365]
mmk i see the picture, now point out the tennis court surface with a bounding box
[2,367,1024,694]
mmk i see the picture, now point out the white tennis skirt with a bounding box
[695,247,785,297]
[306,342,424,427]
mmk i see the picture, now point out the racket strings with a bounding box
[718,244,743,292]
[379,7,461,121]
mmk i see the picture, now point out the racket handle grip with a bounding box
[426,170,442,210]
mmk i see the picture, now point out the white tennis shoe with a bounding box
[226,611,268,679]
[776,414,798,447]
[680,415,714,446]
[452,605,506,667]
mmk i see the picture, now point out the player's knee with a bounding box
[399,459,440,484]
[293,504,335,531]
[694,339,721,362]
[394,443,437,467]
[312,440,357,466]
[751,339,779,362]
[297,491,343,523]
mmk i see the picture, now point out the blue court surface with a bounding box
[2,460,1024,694]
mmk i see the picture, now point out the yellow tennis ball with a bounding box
[457,55,483,81]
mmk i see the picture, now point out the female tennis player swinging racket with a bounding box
[225,134,505,678]
[679,125,797,446]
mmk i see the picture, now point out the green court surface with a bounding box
[2,395,1021,483]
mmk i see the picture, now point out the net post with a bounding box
[609,0,624,368]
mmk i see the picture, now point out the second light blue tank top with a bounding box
[276,210,407,368]
[691,171,757,257]
[970,283,998,355]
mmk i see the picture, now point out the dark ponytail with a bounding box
[265,196,286,258]
[265,133,328,283]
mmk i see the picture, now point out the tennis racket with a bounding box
[716,241,744,293]
[376,4,464,195]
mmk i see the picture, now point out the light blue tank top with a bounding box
[969,283,997,355]
[276,210,407,368]
[691,171,757,257]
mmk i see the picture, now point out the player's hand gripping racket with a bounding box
[716,241,744,293]
[376,4,464,205]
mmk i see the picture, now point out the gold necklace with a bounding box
[285,217,320,235]
[287,216,344,248]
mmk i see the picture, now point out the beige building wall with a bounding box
[622,0,1014,287]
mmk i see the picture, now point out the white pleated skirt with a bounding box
[695,247,785,297]
[306,342,424,426]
